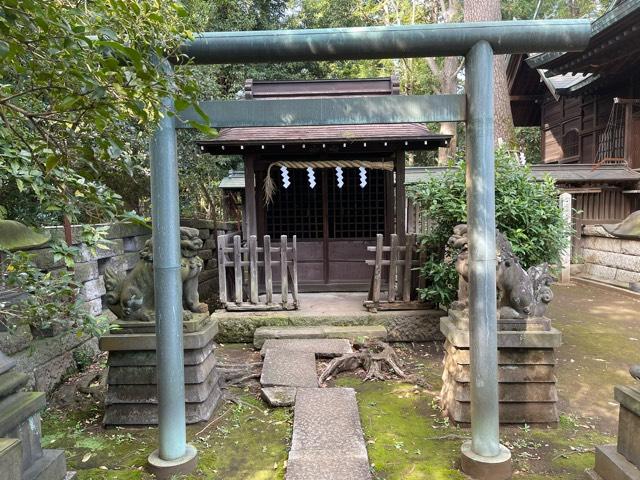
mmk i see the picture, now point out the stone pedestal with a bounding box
[99,316,223,426]
[587,385,640,480]
[440,310,562,425]
[0,351,72,480]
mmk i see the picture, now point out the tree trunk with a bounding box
[464,0,515,146]
[438,56,460,164]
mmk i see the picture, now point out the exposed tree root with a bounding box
[218,361,263,387]
[319,341,406,383]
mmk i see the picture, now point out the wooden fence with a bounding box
[364,233,428,312]
[217,234,299,311]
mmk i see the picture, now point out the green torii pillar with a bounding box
[147,19,590,479]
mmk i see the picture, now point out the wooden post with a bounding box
[244,155,257,238]
[403,233,415,302]
[559,192,572,284]
[249,235,258,304]
[624,102,633,163]
[264,235,273,304]
[395,151,406,241]
[280,235,288,307]
[372,234,383,307]
[388,233,398,302]
[291,235,299,307]
[233,234,242,304]
[217,234,227,305]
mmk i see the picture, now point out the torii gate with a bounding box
[147,19,590,479]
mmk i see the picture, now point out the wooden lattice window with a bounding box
[328,167,386,239]
[266,168,323,239]
[562,129,579,159]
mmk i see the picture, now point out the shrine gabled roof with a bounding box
[197,123,451,155]
[525,0,640,75]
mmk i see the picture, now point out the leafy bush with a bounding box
[0,250,109,338]
[408,149,570,306]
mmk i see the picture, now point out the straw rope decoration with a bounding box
[263,160,395,205]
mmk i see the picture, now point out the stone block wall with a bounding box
[2,218,226,394]
[580,225,640,284]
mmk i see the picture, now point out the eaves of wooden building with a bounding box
[507,0,640,224]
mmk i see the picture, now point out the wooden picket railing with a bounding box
[364,233,428,312]
[217,234,299,311]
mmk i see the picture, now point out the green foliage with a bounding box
[0,250,109,337]
[408,149,570,306]
[0,0,203,224]
[72,347,95,372]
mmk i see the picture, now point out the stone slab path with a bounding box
[260,338,352,358]
[260,349,318,388]
[254,325,387,348]
[286,388,372,480]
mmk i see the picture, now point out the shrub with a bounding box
[0,250,109,338]
[408,148,570,307]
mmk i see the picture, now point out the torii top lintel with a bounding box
[177,19,591,65]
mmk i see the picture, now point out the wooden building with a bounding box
[507,0,640,224]
[199,77,450,291]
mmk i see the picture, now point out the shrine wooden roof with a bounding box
[197,77,452,155]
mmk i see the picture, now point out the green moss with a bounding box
[42,389,291,480]
[336,377,616,480]
[186,391,292,480]
[336,378,466,480]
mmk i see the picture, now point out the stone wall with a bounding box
[2,219,225,394]
[580,225,640,284]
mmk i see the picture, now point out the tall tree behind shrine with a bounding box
[464,0,515,146]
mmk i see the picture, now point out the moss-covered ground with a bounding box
[42,388,291,480]
[41,283,637,479]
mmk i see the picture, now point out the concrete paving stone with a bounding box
[321,325,387,343]
[260,339,352,358]
[286,453,371,480]
[289,388,368,459]
[254,327,325,348]
[261,386,297,407]
[260,350,318,388]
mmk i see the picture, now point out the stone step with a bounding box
[0,370,29,400]
[261,387,297,407]
[23,449,67,480]
[254,325,386,348]
[260,339,352,358]
[260,350,318,388]
[0,392,46,437]
[287,388,371,480]
[0,438,22,480]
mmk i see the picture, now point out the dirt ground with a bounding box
[41,282,639,479]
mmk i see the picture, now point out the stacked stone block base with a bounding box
[0,354,72,480]
[99,317,223,426]
[440,310,562,425]
[587,385,640,480]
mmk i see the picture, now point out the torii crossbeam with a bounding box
[147,19,590,479]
